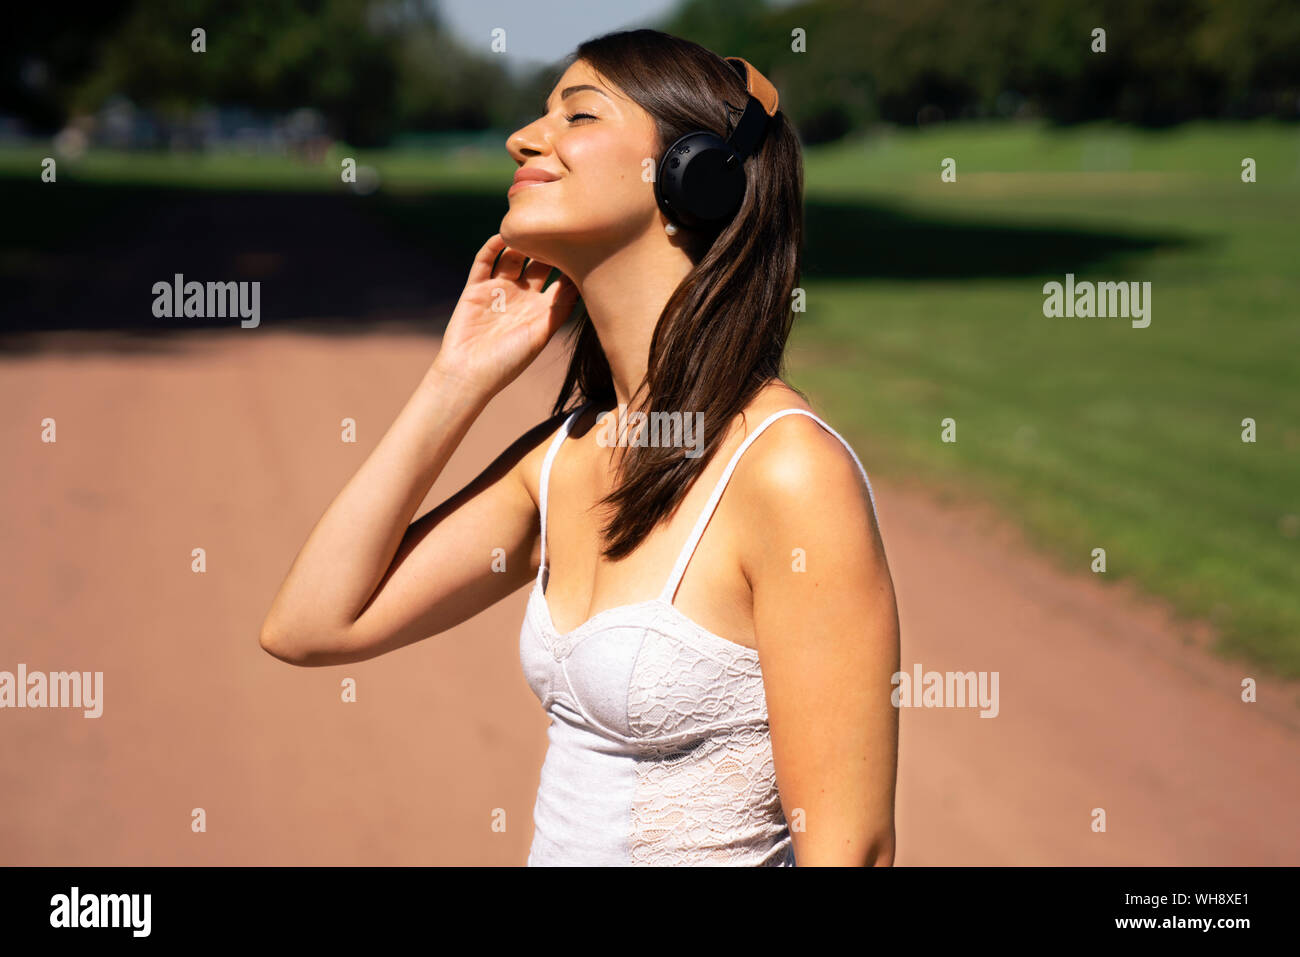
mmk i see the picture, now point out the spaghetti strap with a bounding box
[537,403,589,590]
[659,408,878,604]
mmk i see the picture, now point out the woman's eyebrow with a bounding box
[542,84,611,114]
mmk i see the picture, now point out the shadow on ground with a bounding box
[0,178,1196,351]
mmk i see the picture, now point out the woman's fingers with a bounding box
[465,233,508,284]
[538,275,579,336]
[493,246,528,281]
[466,234,530,284]
[521,257,555,286]
[466,237,575,329]
[549,273,580,312]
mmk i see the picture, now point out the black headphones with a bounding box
[654,56,781,231]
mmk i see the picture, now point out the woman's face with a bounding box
[501,59,662,269]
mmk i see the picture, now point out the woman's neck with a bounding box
[563,229,695,410]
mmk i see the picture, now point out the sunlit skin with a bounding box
[501,57,695,412]
[259,57,900,867]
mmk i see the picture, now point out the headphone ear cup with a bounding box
[655,131,748,230]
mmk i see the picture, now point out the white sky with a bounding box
[433,0,685,73]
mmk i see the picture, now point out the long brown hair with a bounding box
[550,28,805,560]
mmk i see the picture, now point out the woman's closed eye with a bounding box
[565,112,598,124]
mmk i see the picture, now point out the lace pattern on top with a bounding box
[521,402,878,866]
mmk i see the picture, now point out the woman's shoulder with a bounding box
[730,381,875,514]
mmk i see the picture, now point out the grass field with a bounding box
[794,121,1300,678]
[3,120,1297,676]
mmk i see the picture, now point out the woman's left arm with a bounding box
[739,415,901,866]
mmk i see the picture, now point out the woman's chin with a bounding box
[499,219,562,261]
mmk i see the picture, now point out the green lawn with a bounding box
[0,140,508,192]
[3,120,1297,676]
[790,121,1300,678]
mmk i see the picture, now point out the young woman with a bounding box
[260,29,900,867]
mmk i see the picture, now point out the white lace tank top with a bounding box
[519,403,879,866]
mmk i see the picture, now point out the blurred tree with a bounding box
[71,0,407,145]
[1194,0,1300,116]
[663,0,1299,136]
[394,24,517,131]
[3,0,1297,145]
[0,3,135,134]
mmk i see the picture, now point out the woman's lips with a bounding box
[507,179,556,197]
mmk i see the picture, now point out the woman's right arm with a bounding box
[258,234,580,667]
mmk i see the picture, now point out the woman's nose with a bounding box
[507,121,549,160]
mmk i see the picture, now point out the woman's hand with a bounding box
[430,233,580,397]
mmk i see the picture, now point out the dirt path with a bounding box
[1,329,1296,865]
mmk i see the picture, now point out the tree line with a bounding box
[3,0,1296,148]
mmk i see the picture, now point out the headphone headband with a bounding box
[652,55,780,230]
[725,57,779,117]
[720,57,778,163]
